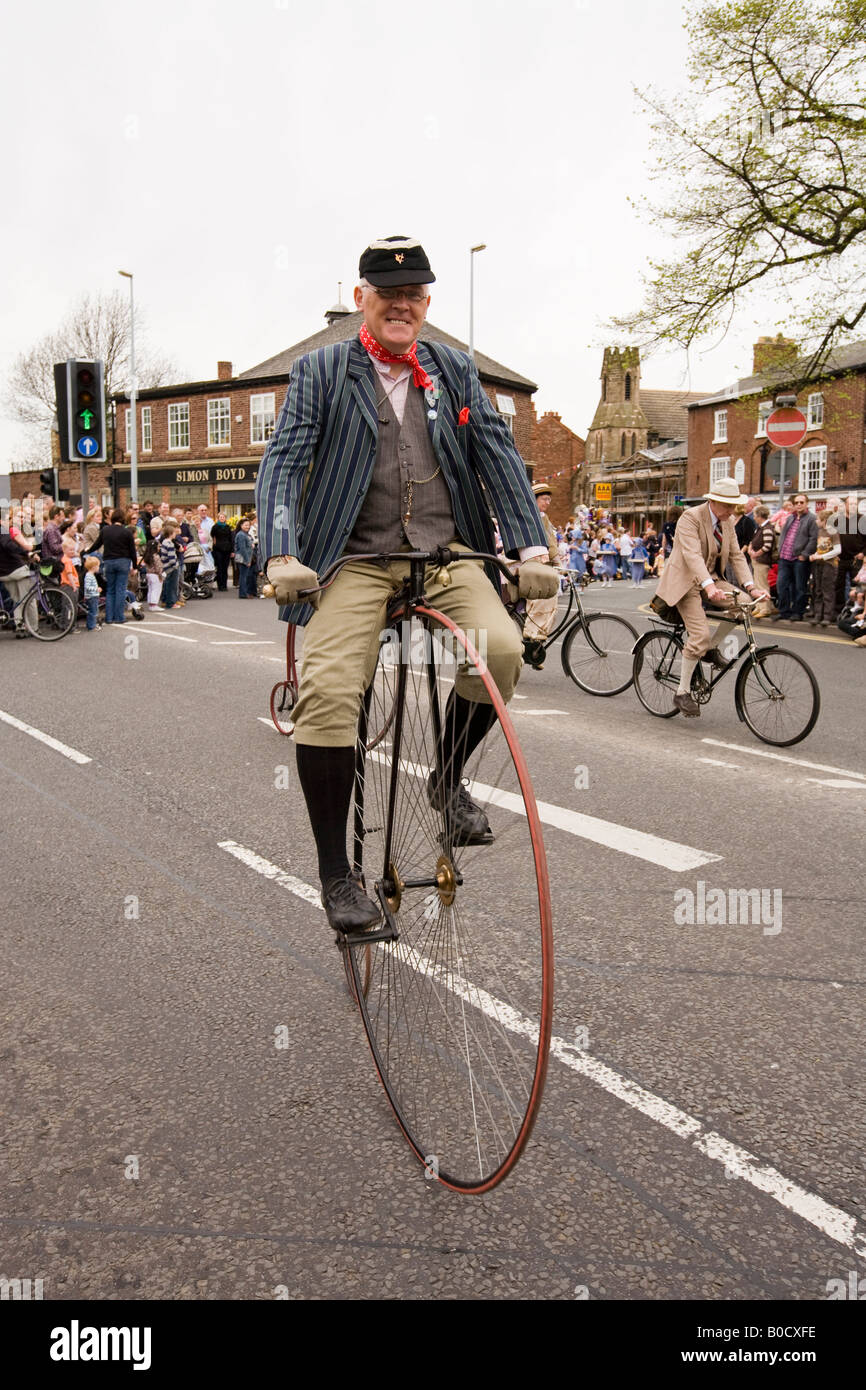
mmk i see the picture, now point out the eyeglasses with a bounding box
[368,287,428,303]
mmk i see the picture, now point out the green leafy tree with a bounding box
[616,0,866,380]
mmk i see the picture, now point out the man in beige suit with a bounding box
[655,477,769,716]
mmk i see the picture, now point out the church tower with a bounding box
[586,347,649,464]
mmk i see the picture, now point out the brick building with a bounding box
[687,335,866,505]
[527,410,586,526]
[585,347,707,528]
[11,305,542,516]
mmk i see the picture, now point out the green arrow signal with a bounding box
[78,408,95,429]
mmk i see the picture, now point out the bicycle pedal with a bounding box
[336,923,398,947]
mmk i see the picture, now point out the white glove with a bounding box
[517,559,560,600]
[265,556,320,607]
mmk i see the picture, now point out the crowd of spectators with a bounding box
[0,497,265,634]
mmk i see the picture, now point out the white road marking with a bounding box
[210,640,275,646]
[365,749,720,871]
[697,757,742,769]
[217,840,322,909]
[220,839,866,1260]
[150,614,257,635]
[510,708,567,716]
[0,709,91,764]
[130,628,197,642]
[702,738,866,782]
[805,777,866,789]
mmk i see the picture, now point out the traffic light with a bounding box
[54,359,107,464]
[40,469,55,497]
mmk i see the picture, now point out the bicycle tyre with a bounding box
[632,628,684,717]
[22,586,76,641]
[561,612,638,695]
[346,603,553,1194]
[269,680,296,736]
[735,646,820,746]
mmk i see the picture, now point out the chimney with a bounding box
[217,361,233,381]
[753,334,797,375]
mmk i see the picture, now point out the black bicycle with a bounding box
[514,570,638,695]
[632,598,820,746]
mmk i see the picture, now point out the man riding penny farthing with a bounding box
[255,235,560,934]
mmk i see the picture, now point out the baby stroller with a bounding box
[180,542,215,600]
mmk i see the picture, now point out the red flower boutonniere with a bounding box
[458,407,470,427]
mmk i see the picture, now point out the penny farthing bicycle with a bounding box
[267,546,554,1194]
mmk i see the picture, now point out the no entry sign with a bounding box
[766,407,807,448]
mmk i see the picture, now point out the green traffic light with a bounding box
[78,408,95,429]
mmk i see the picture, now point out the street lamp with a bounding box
[469,243,486,360]
[118,270,138,504]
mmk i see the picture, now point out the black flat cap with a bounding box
[359,236,436,287]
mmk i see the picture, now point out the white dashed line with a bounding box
[130,628,197,642]
[0,709,91,764]
[219,840,866,1260]
[701,738,866,782]
[364,749,720,872]
[210,640,275,646]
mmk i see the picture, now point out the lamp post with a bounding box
[118,270,138,504]
[469,243,486,360]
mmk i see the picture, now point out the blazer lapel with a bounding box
[346,340,380,440]
[417,342,458,462]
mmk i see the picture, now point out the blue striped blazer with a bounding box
[255,336,547,624]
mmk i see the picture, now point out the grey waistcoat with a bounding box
[345,377,459,555]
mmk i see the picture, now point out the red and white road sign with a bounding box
[766,407,807,448]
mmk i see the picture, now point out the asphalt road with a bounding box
[1,576,863,1301]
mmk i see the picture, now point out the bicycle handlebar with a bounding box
[295,546,521,600]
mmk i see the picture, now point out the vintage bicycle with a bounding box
[267,546,554,1194]
[514,569,638,694]
[632,596,820,746]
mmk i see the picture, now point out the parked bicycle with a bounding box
[268,546,554,1194]
[512,570,638,695]
[0,557,76,641]
[632,597,820,746]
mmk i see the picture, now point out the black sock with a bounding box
[441,690,497,789]
[295,744,355,883]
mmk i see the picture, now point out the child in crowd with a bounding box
[143,534,164,610]
[83,556,101,632]
[598,533,618,586]
[630,534,649,586]
[59,534,80,597]
[158,521,181,609]
[809,510,841,627]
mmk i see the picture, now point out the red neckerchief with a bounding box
[359,322,433,392]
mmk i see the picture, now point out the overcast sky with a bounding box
[1,0,787,465]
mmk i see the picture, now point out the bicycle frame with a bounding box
[648,600,784,701]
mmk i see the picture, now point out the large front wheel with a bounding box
[347,606,554,1194]
[735,647,820,746]
[561,613,638,695]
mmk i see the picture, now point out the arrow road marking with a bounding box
[219,839,866,1261]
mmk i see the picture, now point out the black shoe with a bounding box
[522,638,546,669]
[789,615,803,622]
[704,646,734,672]
[427,775,494,845]
[673,691,700,717]
[770,613,786,622]
[321,872,382,934]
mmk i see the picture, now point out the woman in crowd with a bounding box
[233,517,256,599]
[97,509,137,624]
[210,512,234,592]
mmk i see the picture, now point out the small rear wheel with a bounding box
[735,647,820,746]
[561,613,638,695]
[632,629,684,718]
[269,680,296,735]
